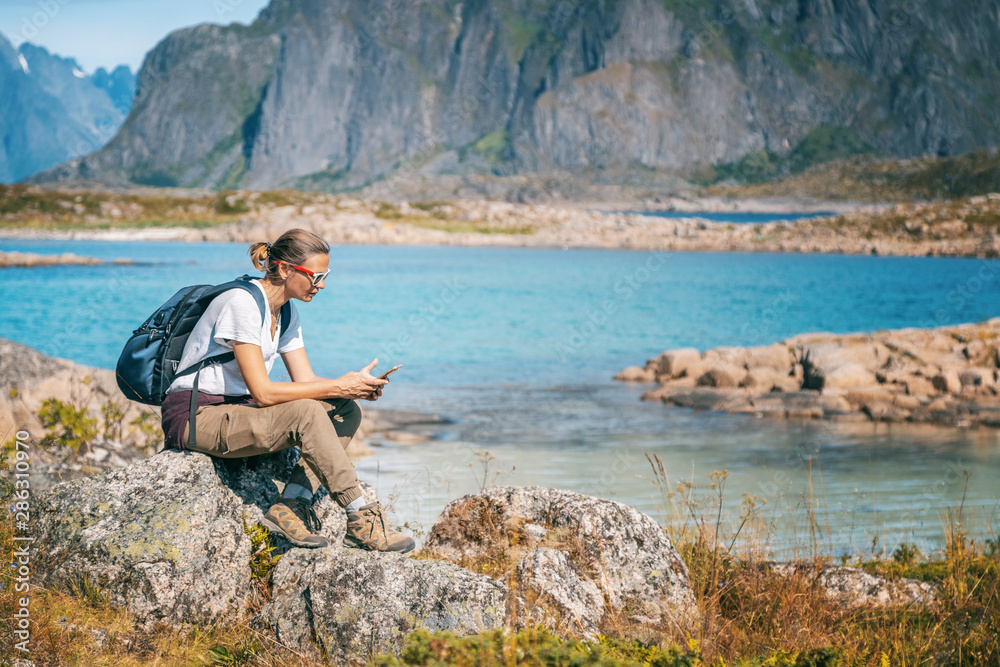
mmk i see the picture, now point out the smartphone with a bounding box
[377,364,403,380]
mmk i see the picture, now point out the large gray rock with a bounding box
[34,450,254,629]
[424,486,696,633]
[771,563,937,608]
[262,548,512,662]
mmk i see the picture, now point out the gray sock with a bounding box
[344,496,366,514]
[282,483,313,503]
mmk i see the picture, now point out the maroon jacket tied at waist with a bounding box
[160,390,256,451]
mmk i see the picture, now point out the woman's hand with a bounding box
[336,358,388,401]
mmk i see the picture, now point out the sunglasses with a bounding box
[277,261,330,287]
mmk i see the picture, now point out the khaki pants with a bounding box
[183,397,364,507]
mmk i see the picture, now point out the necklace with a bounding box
[261,280,284,321]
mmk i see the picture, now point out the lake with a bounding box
[2,238,998,556]
[621,210,837,223]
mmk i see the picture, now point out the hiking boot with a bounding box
[262,497,329,548]
[343,502,415,553]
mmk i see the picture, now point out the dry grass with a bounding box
[0,184,532,235]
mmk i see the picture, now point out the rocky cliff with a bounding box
[32,0,1000,192]
[0,35,135,184]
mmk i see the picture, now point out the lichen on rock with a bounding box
[35,450,254,629]
[261,548,512,662]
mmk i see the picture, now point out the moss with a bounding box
[124,540,182,564]
[501,13,542,63]
[788,126,874,173]
[469,129,510,165]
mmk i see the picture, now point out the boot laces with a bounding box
[291,498,322,532]
[363,505,387,542]
[305,505,323,533]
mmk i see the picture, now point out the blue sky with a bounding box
[0,0,271,73]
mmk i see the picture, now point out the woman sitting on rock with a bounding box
[159,228,414,553]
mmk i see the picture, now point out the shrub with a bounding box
[37,398,98,454]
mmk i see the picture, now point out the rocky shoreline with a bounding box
[617,319,1000,428]
[0,337,443,489]
[3,187,1000,257]
[1,338,947,660]
[0,250,131,268]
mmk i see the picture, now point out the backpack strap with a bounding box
[177,276,272,450]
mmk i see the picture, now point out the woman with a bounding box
[159,228,414,553]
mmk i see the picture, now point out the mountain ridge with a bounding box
[28,0,1000,192]
[0,34,136,184]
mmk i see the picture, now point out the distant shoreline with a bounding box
[2,190,998,258]
[0,249,133,268]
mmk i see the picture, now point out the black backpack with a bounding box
[116,275,291,448]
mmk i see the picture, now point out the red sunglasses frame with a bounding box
[276,260,330,286]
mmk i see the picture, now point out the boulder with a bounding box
[844,387,896,407]
[904,376,937,397]
[703,346,749,368]
[740,367,787,391]
[0,337,153,449]
[32,447,387,630]
[668,388,749,412]
[696,364,745,388]
[822,362,877,389]
[516,548,604,639]
[614,366,656,383]
[862,402,911,423]
[34,451,254,629]
[959,368,994,388]
[799,342,883,390]
[750,391,822,419]
[640,377,697,402]
[771,564,936,608]
[892,394,923,410]
[818,392,853,417]
[745,344,792,371]
[424,487,696,632]
[932,369,963,394]
[263,548,511,662]
[655,348,701,379]
[771,373,804,393]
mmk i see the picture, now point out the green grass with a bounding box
[704,126,874,186]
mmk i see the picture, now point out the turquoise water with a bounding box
[2,238,999,554]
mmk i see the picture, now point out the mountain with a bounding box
[30,0,1000,192]
[0,35,136,184]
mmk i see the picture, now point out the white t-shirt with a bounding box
[166,279,304,396]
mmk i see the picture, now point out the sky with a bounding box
[0,0,271,73]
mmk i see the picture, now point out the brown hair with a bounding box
[248,228,330,281]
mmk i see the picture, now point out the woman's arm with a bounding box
[233,342,385,406]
